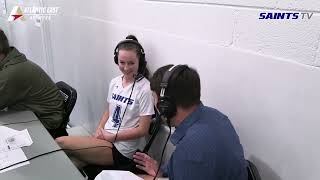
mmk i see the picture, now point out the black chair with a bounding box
[56,81,77,127]
[247,160,262,180]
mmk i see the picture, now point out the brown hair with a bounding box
[0,29,10,55]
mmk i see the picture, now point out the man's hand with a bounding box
[133,152,160,177]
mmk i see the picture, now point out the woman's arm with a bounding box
[94,109,109,138]
[101,115,151,142]
[97,110,109,128]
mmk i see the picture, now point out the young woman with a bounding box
[56,35,154,171]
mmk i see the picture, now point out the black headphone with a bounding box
[113,38,146,75]
[158,65,189,122]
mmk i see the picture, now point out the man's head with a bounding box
[150,64,201,125]
[0,29,10,60]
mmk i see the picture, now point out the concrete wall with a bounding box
[1,0,320,179]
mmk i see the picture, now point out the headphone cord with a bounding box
[0,145,112,172]
[113,76,137,142]
[153,125,171,180]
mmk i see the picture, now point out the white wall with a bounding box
[0,0,51,73]
[1,0,320,179]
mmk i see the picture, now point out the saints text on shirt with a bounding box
[112,93,134,105]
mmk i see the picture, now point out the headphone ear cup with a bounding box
[114,54,118,64]
[158,97,176,120]
[138,54,146,74]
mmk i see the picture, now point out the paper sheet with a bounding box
[95,170,143,180]
[0,126,33,173]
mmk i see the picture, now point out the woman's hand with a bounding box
[133,152,159,177]
[94,126,104,139]
[100,129,116,142]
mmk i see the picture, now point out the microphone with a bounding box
[133,73,144,82]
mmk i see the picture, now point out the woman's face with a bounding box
[118,49,139,78]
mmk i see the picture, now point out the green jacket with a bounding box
[0,47,66,129]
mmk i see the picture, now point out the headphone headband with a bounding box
[160,65,188,98]
[114,39,145,56]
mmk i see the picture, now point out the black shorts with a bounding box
[82,146,146,179]
[112,146,145,174]
[112,146,133,169]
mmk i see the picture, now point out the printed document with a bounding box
[0,126,33,173]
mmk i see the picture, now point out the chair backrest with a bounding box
[147,124,175,164]
[247,160,262,180]
[56,81,77,126]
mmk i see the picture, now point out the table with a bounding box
[0,111,38,125]
[0,111,85,180]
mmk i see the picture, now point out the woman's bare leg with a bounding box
[56,136,114,167]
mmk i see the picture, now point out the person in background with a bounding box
[0,29,67,139]
[56,35,154,172]
[133,64,248,180]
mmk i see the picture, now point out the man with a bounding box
[0,29,67,138]
[133,64,248,180]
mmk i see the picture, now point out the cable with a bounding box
[0,145,113,172]
[1,120,39,126]
[113,75,138,142]
[153,125,171,180]
[0,149,63,172]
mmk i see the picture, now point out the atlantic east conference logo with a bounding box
[7,6,60,22]
[7,6,25,22]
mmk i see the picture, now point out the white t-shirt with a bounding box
[104,75,154,158]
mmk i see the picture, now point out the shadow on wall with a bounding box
[249,155,282,180]
[86,98,98,132]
